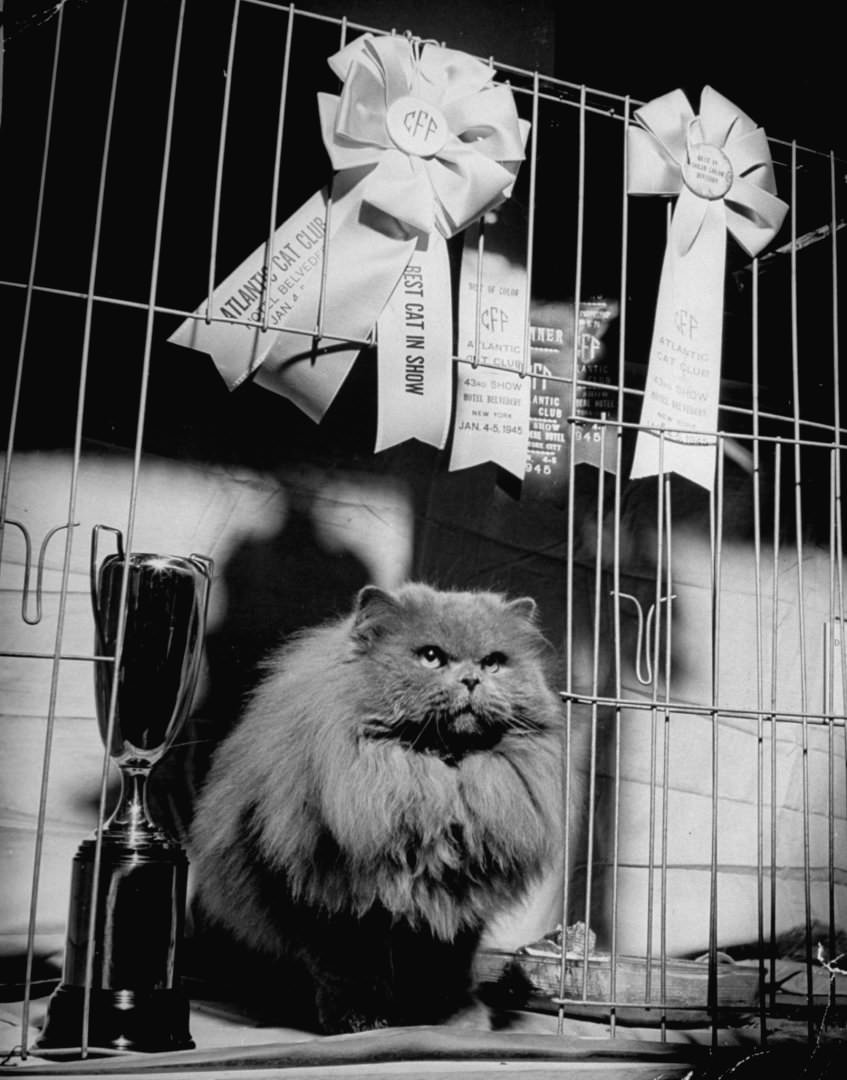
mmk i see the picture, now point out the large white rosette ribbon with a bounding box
[170,34,528,453]
[628,86,788,490]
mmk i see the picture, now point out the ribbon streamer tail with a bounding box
[252,177,417,420]
[167,189,332,389]
[630,203,727,492]
[375,231,453,452]
[448,217,531,479]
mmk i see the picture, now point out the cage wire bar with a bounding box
[1,0,846,1065]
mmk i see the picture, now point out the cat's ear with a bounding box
[508,596,538,623]
[351,586,401,645]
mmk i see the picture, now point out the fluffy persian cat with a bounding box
[190,583,564,1033]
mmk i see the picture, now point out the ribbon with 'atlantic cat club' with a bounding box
[628,86,788,490]
[170,34,528,454]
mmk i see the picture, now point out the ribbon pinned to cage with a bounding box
[627,86,788,491]
[170,33,529,454]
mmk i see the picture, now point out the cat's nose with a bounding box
[461,675,480,692]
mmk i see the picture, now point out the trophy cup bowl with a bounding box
[37,525,213,1053]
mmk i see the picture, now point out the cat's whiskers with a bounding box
[505,705,549,734]
[505,716,541,733]
[408,713,440,753]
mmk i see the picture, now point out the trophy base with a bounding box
[35,984,195,1053]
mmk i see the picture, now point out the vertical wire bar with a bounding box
[570,83,595,1004]
[707,439,726,1048]
[768,441,782,1009]
[12,1,68,1056]
[658,473,673,1041]
[607,93,631,1039]
[637,182,672,1017]
[0,0,4,127]
[557,90,587,1032]
[572,84,586,404]
[260,4,296,332]
[205,0,240,323]
[557,345,583,1036]
[643,443,666,1005]
[313,15,348,341]
[750,253,768,1044]
[827,150,844,978]
[80,0,187,1055]
[581,418,605,1002]
[519,70,540,380]
[471,218,485,368]
[827,452,838,1010]
[0,1,66,576]
[828,152,847,867]
[470,61,494,371]
[787,141,814,1039]
[19,0,130,1056]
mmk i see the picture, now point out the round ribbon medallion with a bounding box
[682,143,734,200]
[386,96,449,158]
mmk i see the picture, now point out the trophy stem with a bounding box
[105,767,165,844]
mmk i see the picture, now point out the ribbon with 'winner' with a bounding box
[628,86,788,491]
[170,34,528,453]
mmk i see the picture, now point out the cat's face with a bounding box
[349,584,556,761]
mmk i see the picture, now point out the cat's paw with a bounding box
[349,1014,392,1033]
[444,998,493,1031]
[321,1010,392,1034]
[314,975,395,1034]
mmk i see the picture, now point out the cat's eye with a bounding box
[418,645,448,669]
[481,651,507,673]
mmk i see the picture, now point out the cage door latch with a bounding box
[2,519,79,625]
[612,589,676,686]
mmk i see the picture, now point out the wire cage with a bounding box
[1,0,846,1074]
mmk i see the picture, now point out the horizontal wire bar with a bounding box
[0,650,114,662]
[560,691,847,728]
[550,997,838,1010]
[0,659,827,726]
[566,412,847,450]
[3,277,846,444]
[241,0,846,164]
[0,279,376,350]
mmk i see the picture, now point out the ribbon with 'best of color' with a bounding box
[628,86,788,490]
[170,34,529,454]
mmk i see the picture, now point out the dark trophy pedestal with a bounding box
[37,528,212,1054]
[38,833,193,1052]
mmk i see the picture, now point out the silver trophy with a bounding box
[38,525,213,1052]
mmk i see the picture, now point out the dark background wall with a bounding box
[302,0,846,156]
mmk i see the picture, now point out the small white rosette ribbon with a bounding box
[628,86,788,490]
[323,34,527,241]
[170,34,528,453]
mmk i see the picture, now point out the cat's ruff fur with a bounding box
[190,583,564,1032]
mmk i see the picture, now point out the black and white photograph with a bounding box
[1,1,845,1076]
